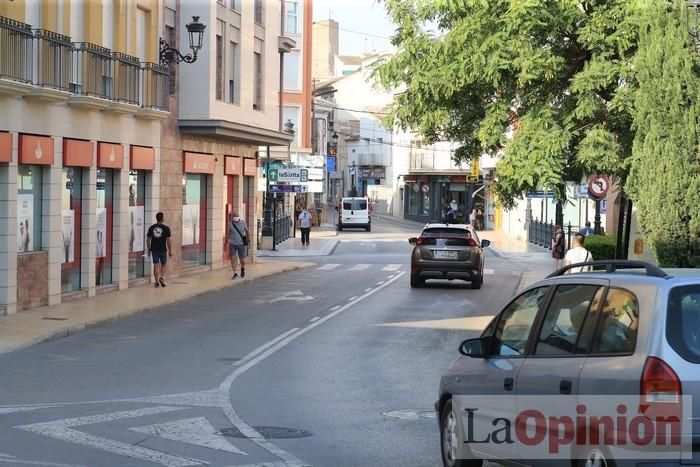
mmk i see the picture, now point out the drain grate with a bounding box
[42,317,68,321]
[219,426,312,439]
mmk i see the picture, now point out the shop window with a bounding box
[61,168,82,293]
[96,169,113,286]
[16,165,43,253]
[182,174,207,267]
[128,170,146,280]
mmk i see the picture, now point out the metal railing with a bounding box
[112,52,140,105]
[527,220,580,251]
[273,215,291,246]
[34,29,72,91]
[141,62,168,111]
[72,42,113,98]
[0,16,33,83]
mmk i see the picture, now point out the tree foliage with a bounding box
[626,0,700,267]
[374,0,638,208]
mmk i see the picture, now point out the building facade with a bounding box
[0,0,166,315]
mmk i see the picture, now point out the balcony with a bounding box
[409,148,463,172]
[0,15,169,116]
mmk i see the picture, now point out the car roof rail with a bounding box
[547,260,669,279]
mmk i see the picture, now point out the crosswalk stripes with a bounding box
[348,264,371,271]
[381,264,401,271]
[317,263,341,270]
[316,264,505,276]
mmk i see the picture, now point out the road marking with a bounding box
[364,288,372,293]
[316,263,340,271]
[0,405,56,414]
[348,296,357,301]
[483,268,495,275]
[0,453,12,458]
[376,281,385,285]
[348,264,370,271]
[17,406,202,467]
[374,315,493,331]
[382,264,401,271]
[0,459,87,467]
[233,328,300,367]
[309,317,320,322]
[268,290,314,303]
[382,409,436,420]
[131,417,246,455]
[329,305,341,311]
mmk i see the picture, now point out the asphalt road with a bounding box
[0,218,524,467]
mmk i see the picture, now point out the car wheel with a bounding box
[410,273,423,288]
[470,274,482,290]
[575,448,616,467]
[440,399,482,467]
[366,224,371,232]
[337,225,343,231]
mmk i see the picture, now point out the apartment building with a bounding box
[0,0,166,315]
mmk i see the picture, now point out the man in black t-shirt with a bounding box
[147,212,172,288]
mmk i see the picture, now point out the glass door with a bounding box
[96,169,113,286]
[61,168,82,293]
[128,170,146,279]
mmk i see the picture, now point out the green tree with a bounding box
[375,0,638,208]
[627,0,700,267]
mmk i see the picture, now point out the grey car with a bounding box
[409,224,491,289]
[436,260,700,467]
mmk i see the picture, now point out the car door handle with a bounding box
[559,380,572,395]
[504,377,514,391]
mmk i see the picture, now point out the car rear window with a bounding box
[667,285,700,363]
[421,238,473,247]
[421,228,471,238]
[342,200,367,210]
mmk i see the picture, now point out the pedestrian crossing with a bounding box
[315,263,499,275]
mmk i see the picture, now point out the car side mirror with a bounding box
[459,337,488,358]
[408,237,417,246]
[481,239,491,248]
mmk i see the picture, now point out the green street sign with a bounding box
[300,169,309,182]
[269,168,279,182]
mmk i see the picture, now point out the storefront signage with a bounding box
[360,167,386,179]
[131,146,155,170]
[63,139,93,167]
[307,168,324,180]
[244,158,257,177]
[184,152,215,174]
[268,168,308,183]
[269,184,308,193]
[0,132,11,163]
[326,156,336,173]
[225,156,242,176]
[98,142,123,169]
[19,134,53,165]
[295,154,325,167]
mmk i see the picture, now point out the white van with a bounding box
[337,197,371,231]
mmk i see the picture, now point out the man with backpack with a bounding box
[227,212,248,279]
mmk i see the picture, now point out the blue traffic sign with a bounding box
[269,184,308,193]
[326,156,336,173]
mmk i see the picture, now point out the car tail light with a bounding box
[465,238,478,247]
[416,237,424,245]
[641,357,681,404]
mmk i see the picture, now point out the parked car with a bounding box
[337,197,371,231]
[408,223,490,289]
[436,260,700,467]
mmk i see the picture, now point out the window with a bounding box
[216,33,224,100]
[535,285,603,356]
[182,174,207,267]
[254,0,263,24]
[490,287,549,356]
[285,0,299,33]
[229,41,238,103]
[17,165,42,253]
[230,0,239,10]
[136,8,148,62]
[283,50,300,91]
[592,288,639,354]
[96,169,114,286]
[128,170,146,280]
[667,285,700,362]
[61,168,83,293]
[253,51,263,110]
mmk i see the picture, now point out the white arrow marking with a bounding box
[316,263,340,270]
[131,417,246,455]
[17,406,204,467]
[348,264,370,271]
[268,290,314,303]
[381,264,401,271]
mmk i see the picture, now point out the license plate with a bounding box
[433,250,458,259]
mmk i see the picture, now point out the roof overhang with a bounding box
[178,119,294,146]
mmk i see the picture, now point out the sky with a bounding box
[312,0,396,56]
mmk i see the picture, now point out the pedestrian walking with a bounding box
[469,208,477,227]
[147,212,172,288]
[551,225,566,270]
[446,206,456,224]
[579,221,594,236]
[565,233,594,273]
[227,212,248,279]
[298,207,312,246]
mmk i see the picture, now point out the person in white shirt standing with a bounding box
[298,207,312,246]
[565,233,594,273]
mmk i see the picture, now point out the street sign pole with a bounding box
[594,199,602,235]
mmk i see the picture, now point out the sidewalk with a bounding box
[0,260,313,356]
[256,234,339,257]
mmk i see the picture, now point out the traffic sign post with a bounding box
[587,175,611,235]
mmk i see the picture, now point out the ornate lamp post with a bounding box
[160,16,206,65]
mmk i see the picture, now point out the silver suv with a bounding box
[437,261,700,467]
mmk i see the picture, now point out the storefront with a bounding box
[182,152,215,268]
[95,142,123,287]
[403,174,485,225]
[223,156,242,260]
[129,146,155,281]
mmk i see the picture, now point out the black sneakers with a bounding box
[241,268,246,278]
[159,277,166,288]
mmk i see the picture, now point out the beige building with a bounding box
[311,18,338,82]
[0,0,166,315]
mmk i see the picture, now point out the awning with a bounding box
[178,119,294,146]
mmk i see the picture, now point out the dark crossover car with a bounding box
[408,223,490,289]
[437,260,700,467]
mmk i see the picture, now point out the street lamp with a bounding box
[284,119,295,164]
[159,16,206,65]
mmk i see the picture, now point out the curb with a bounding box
[0,262,314,356]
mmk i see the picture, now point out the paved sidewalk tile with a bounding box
[0,261,313,355]
[257,237,339,257]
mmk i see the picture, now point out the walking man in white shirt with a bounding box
[298,207,312,246]
[565,233,593,273]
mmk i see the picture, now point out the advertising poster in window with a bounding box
[96,207,107,258]
[128,206,144,253]
[61,210,75,263]
[182,204,199,246]
[16,194,34,253]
